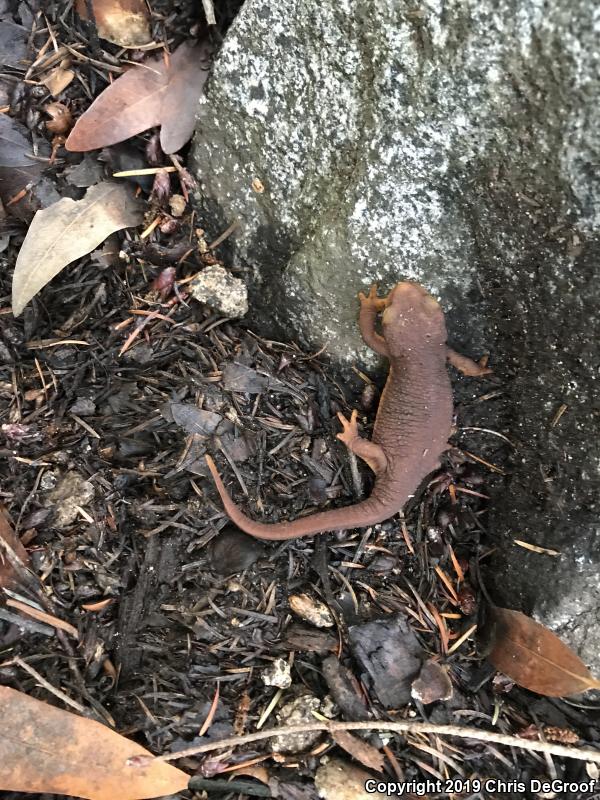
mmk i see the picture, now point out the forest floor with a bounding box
[1,2,599,799]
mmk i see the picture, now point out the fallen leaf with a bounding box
[222,363,270,394]
[64,154,105,188]
[488,606,600,696]
[331,730,384,772]
[12,181,142,316]
[0,508,30,588]
[65,41,211,155]
[0,20,28,68]
[0,686,189,799]
[42,64,75,96]
[45,101,73,135]
[0,115,43,170]
[0,115,59,222]
[76,0,151,47]
[411,659,453,704]
[165,402,222,436]
[0,114,47,203]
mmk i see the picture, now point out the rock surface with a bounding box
[192,1,600,670]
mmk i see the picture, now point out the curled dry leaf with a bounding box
[66,41,211,155]
[0,687,189,800]
[12,181,142,316]
[45,102,73,135]
[488,606,600,697]
[76,0,150,47]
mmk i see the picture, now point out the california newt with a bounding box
[206,282,488,540]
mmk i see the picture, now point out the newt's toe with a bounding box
[358,284,386,311]
[337,409,360,443]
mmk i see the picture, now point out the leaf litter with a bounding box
[0,114,48,205]
[12,181,143,315]
[65,41,211,154]
[76,0,151,48]
[487,606,600,696]
[2,1,600,794]
[0,687,189,799]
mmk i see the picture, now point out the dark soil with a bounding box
[1,2,599,799]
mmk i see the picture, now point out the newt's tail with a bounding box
[205,455,390,541]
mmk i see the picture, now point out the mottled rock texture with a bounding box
[192,1,600,669]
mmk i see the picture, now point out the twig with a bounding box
[153,720,600,765]
[6,598,79,639]
[12,657,86,714]
[209,219,240,250]
[201,0,217,25]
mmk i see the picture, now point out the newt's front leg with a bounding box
[358,285,389,357]
[337,409,388,475]
[446,347,493,377]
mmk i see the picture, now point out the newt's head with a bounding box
[382,282,447,354]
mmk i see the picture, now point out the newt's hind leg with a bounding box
[358,285,389,357]
[337,409,388,476]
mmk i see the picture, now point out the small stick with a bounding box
[12,657,86,714]
[151,720,600,766]
[201,0,217,25]
[113,167,177,177]
[6,598,79,639]
[209,219,240,250]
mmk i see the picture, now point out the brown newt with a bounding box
[205,282,489,541]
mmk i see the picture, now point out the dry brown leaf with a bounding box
[0,687,189,799]
[42,64,75,96]
[411,660,453,704]
[45,102,73,135]
[332,730,384,772]
[76,0,151,47]
[0,507,30,588]
[488,606,600,696]
[12,181,142,316]
[65,42,210,155]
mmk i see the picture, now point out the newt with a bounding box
[205,282,489,541]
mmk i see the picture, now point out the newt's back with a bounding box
[371,283,453,505]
